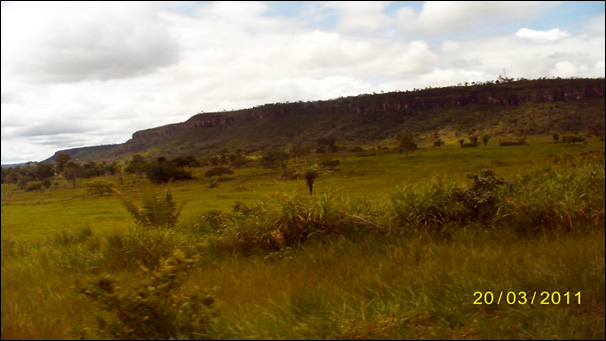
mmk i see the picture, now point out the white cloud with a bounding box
[1,2,180,83]
[1,1,604,164]
[516,28,570,41]
[324,1,392,32]
[396,1,559,36]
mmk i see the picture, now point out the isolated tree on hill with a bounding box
[204,166,234,180]
[433,139,445,148]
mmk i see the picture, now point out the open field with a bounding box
[2,137,605,339]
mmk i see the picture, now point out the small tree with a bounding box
[115,183,185,228]
[433,139,445,148]
[64,161,81,189]
[146,161,192,184]
[54,153,71,174]
[304,165,320,196]
[397,134,418,157]
[482,134,491,146]
[85,179,115,197]
[316,137,338,153]
[204,166,234,180]
[469,135,479,145]
[553,133,560,143]
[77,249,216,340]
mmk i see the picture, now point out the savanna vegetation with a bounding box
[2,134,605,340]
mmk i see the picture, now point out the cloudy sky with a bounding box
[1,1,604,164]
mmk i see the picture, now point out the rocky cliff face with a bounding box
[47,78,605,162]
[129,78,604,142]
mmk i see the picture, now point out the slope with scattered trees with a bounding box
[44,78,604,162]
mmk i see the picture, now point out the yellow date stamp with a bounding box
[473,291,581,305]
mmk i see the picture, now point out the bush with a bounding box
[25,182,43,192]
[213,194,382,254]
[115,184,186,228]
[85,179,115,197]
[495,153,605,233]
[146,161,192,183]
[561,135,586,143]
[319,158,340,171]
[76,249,217,340]
[260,149,290,168]
[204,166,234,180]
[455,169,512,223]
[390,180,467,230]
[499,138,526,146]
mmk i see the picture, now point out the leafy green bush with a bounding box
[213,194,382,254]
[204,166,234,180]
[390,180,467,230]
[85,179,115,197]
[25,182,43,192]
[115,184,185,228]
[77,249,217,340]
[455,169,512,223]
[495,153,605,232]
[146,161,192,183]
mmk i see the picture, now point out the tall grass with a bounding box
[1,151,604,339]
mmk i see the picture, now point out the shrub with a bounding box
[562,135,586,143]
[115,184,185,228]
[204,166,234,180]
[76,249,217,340]
[499,138,526,146]
[85,179,115,197]
[25,182,43,192]
[17,176,30,190]
[213,194,382,254]
[41,178,52,189]
[146,161,192,183]
[495,153,605,233]
[260,149,290,168]
[390,180,467,230]
[455,169,512,223]
[320,158,340,171]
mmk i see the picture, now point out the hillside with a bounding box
[46,78,605,162]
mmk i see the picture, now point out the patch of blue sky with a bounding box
[531,1,605,34]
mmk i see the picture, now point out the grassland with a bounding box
[1,136,605,339]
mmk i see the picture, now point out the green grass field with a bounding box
[2,137,605,339]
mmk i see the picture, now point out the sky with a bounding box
[1,1,604,164]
